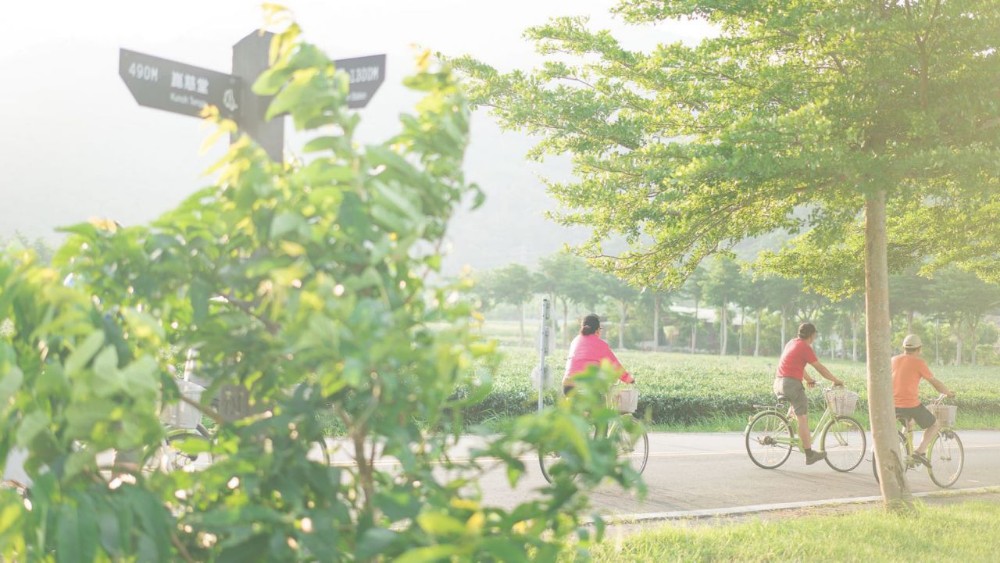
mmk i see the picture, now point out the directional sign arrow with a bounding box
[119,49,242,120]
[334,54,386,109]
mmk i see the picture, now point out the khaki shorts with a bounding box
[774,377,808,416]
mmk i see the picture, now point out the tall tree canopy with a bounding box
[455,0,1000,508]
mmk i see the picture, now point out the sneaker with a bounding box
[805,450,827,465]
[912,452,930,467]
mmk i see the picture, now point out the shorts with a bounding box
[774,377,808,416]
[895,405,936,429]
[563,385,574,396]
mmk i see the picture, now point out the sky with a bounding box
[0,0,713,271]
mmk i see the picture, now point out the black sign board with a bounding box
[334,54,386,109]
[119,49,241,120]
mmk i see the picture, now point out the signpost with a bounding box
[119,49,241,121]
[334,54,386,109]
[119,31,387,163]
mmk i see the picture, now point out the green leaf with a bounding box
[64,331,105,377]
[270,212,306,240]
[355,527,400,560]
[0,365,23,407]
[416,512,466,536]
[394,544,462,563]
[190,277,211,325]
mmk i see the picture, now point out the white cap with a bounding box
[902,334,922,349]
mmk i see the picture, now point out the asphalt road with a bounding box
[15,430,994,519]
[473,430,1000,516]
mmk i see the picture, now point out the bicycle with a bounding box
[745,385,867,472]
[141,377,214,473]
[872,394,964,488]
[539,386,649,484]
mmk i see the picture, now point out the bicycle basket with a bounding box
[824,388,859,416]
[613,388,639,414]
[160,379,204,429]
[927,404,957,426]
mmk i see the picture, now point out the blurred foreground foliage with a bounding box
[0,15,642,562]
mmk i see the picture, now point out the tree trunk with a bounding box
[865,189,913,511]
[906,310,914,334]
[934,319,940,365]
[519,302,526,345]
[754,309,761,357]
[738,306,746,357]
[562,300,570,347]
[719,303,728,356]
[954,322,963,366]
[851,313,859,362]
[780,308,787,350]
[653,294,661,351]
[969,317,979,366]
[691,299,699,354]
[618,300,626,349]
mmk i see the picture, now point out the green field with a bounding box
[466,346,1000,431]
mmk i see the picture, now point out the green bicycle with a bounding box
[745,386,867,472]
[872,394,964,488]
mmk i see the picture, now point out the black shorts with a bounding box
[563,385,574,396]
[895,405,936,429]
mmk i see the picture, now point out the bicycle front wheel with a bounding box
[609,417,649,476]
[822,416,867,472]
[928,430,964,488]
[745,411,793,469]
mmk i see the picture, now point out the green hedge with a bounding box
[461,347,1000,426]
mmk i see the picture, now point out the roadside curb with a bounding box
[601,485,1000,525]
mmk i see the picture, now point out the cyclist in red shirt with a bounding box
[774,322,844,465]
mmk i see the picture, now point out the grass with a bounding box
[579,501,1000,562]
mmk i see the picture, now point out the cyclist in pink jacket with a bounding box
[562,314,634,395]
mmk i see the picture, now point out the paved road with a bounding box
[472,430,1000,516]
[34,430,995,519]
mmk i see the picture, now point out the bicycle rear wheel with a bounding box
[745,411,793,469]
[928,430,964,488]
[822,416,866,472]
[609,416,649,476]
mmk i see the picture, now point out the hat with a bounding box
[902,334,922,349]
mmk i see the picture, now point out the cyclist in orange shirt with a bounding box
[892,334,955,466]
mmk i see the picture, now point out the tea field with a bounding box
[464,346,1000,431]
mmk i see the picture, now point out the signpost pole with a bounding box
[538,298,551,413]
[232,31,284,163]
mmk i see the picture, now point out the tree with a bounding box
[1,17,644,558]
[598,271,641,348]
[479,263,535,344]
[890,271,934,334]
[681,266,707,353]
[456,1,1000,509]
[928,268,1000,365]
[536,252,599,346]
[703,255,744,356]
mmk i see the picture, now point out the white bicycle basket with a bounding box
[928,403,957,426]
[613,388,639,414]
[824,388,859,416]
[160,379,205,429]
